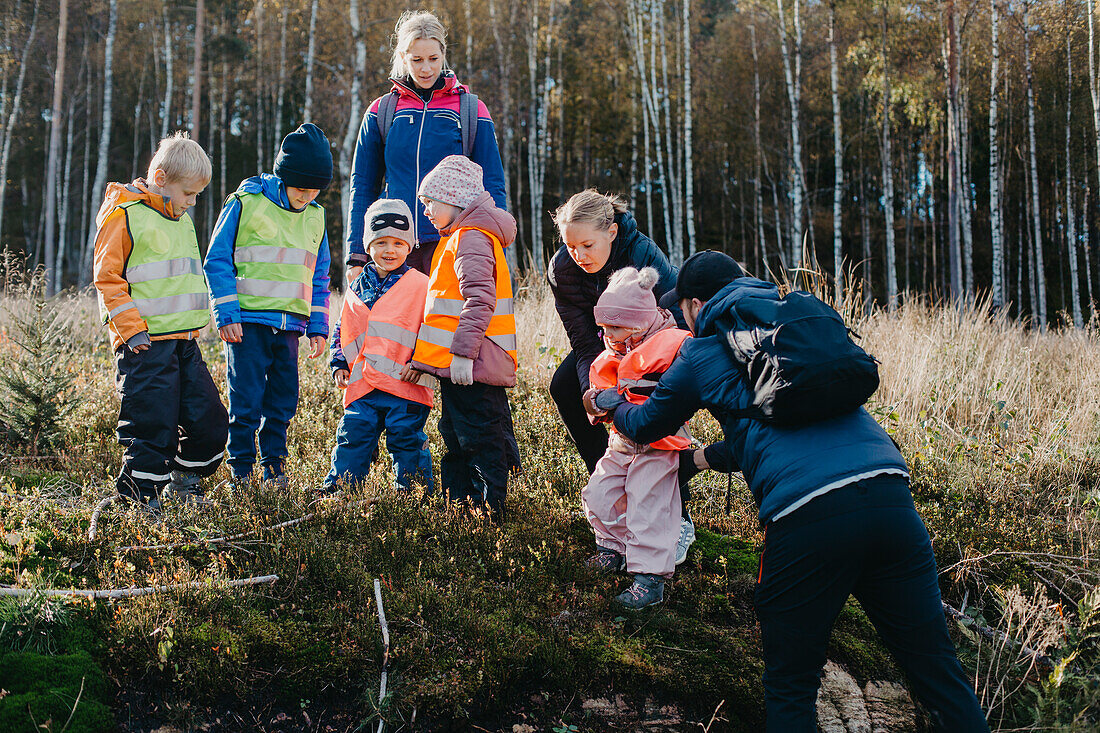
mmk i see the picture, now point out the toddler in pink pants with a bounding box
[581,267,693,610]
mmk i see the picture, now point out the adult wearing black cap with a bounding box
[605,250,989,732]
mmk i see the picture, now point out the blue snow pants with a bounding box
[226,323,299,481]
[324,389,432,490]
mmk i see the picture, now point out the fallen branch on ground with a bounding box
[375,577,390,733]
[87,495,115,541]
[942,600,1054,673]
[0,574,278,598]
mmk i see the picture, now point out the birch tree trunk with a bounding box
[656,0,683,264]
[829,3,843,302]
[775,0,806,267]
[0,0,39,249]
[1066,3,1083,327]
[191,0,203,138]
[989,0,1004,308]
[1025,1,1047,328]
[303,0,319,124]
[752,24,765,274]
[526,1,542,273]
[255,0,266,174]
[82,0,117,284]
[43,0,69,296]
[488,0,517,273]
[1089,0,1100,207]
[1084,181,1095,319]
[945,0,963,301]
[682,0,696,257]
[879,1,898,308]
[273,5,288,159]
[56,79,78,294]
[340,0,366,255]
[161,6,173,138]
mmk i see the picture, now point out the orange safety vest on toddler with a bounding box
[590,327,693,451]
[412,227,518,369]
[341,269,434,408]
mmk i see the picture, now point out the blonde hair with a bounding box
[147,131,212,184]
[390,11,447,79]
[552,189,629,233]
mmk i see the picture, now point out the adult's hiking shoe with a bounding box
[586,546,626,573]
[675,516,696,565]
[164,471,212,507]
[615,574,665,610]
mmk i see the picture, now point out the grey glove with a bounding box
[450,355,474,386]
[126,331,152,352]
[595,387,626,411]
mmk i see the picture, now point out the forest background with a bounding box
[2,0,1100,328]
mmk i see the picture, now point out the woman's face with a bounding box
[559,220,618,274]
[403,38,445,89]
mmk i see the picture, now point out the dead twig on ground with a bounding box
[0,574,278,598]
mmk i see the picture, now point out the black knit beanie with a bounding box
[274,123,333,190]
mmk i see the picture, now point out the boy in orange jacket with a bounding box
[92,133,228,513]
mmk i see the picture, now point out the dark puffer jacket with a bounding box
[547,211,677,390]
[612,278,910,525]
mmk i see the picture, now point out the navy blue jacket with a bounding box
[613,278,909,524]
[345,73,507,266]
[547,211,679,390]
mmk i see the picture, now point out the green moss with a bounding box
[690,526,760,576]
[0,649,113,733]
[826,600,899,681]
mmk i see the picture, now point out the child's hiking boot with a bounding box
[164,471,212,507]
[675,516,696,566]
[615,574,665,610]
[262,464,288,490]
[121,490,164,519]
[586,546,626,573]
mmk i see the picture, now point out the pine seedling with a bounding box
[0,275,78,456]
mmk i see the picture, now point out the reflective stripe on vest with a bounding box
[117,201,210,335]
[340,270,433,408]
[412,227,518,370]
[589,327,692,451]
[232,192,324,317]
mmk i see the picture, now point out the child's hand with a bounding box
[449,355,474,385]
[334,369,349,388]
[308,335,326,359]
[582,388,606,417]
[399,364,423,383]
[219,323,243,343]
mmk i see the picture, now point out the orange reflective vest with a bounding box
[340,269,434,408]
[412,227,518,370]
[590,327,693,451]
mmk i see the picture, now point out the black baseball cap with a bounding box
[668,250,746,303]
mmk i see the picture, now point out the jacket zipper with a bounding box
[413,96,430,247]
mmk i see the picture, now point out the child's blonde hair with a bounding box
[390,11,448,79]
[552,189,629,233]
[147,131,212,184]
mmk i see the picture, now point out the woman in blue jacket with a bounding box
[345,11,507,277]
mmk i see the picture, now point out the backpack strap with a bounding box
[459,92,479,157]
[377,91,400,145]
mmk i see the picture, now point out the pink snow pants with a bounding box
[582,433,682,577]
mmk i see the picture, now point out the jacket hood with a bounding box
[443,191,517,248]
[95,179,177,227]
[389,70,468,101]
[235,173,316,211]
[694,277,776,337]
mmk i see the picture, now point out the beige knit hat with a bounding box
[417,155,486,209]
[594,267,660,330]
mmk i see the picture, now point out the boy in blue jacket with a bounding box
[204,123,332,485]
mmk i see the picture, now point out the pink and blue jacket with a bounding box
[345,72,507,269]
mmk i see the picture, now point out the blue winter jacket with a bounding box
[613,278,909,525]
[329,262,410,375]
[345,72,507,267]
[204,174,331,337]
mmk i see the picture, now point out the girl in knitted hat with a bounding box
[581,266,694,609]
[406,155,520,521]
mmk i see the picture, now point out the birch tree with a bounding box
[488,0,518,272]
[160,5,173,138]
[339,0,366,250]
[303,0,319,124]
[880,0,898,308]
[989,0,1004,308]
[1065,0,1082,327]
[945,0,964,301]
[191,0,204,138]
[751,24,766,274]
[829,2,843,302]
[0,0,38,248]
[82,0,117,284]
[273,4,288,159]
[1089,0,1100,232]
[682,0,696,256]
[43,0,70,295]
[1025,0,1047,328]
[775,0,807,267]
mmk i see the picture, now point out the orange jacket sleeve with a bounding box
[93,207,147,345]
